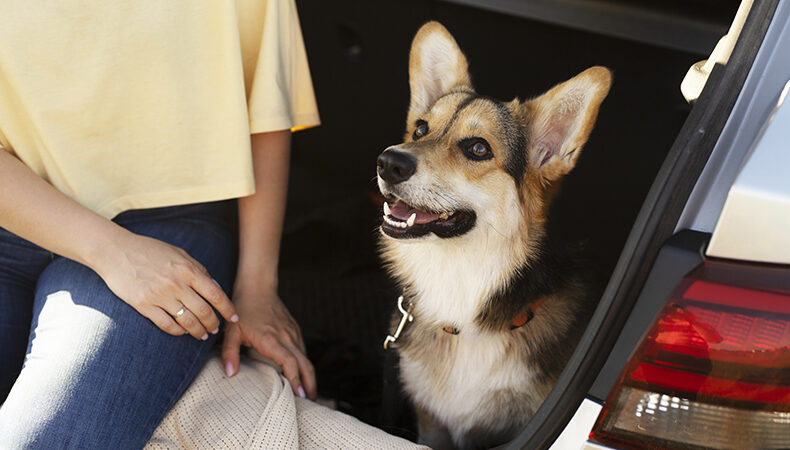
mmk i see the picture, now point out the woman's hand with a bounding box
[221,287,317,400]
[222,130,316,399]
[96,232,238,340]
[0,150,237,340]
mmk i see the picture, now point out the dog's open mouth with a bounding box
[380,199,476,239]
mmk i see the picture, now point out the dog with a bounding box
[376,22,611,449]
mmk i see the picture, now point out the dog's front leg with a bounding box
[416,406,456,450]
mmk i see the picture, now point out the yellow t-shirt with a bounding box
[0,0,320,219]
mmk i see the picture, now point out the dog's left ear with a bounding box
[407,22,473,125]
[525,66,612,181]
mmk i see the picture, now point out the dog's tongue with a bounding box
[390,200,440,224]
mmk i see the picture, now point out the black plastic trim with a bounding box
[500,1,780,448]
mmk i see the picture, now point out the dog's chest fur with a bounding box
[385,234,588,448]
[386,229,526,328]
[399,325,552,445]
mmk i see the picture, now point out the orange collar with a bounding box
[442,298,544,335]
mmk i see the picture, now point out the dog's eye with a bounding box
[413,121,429,140]
[471,142,488,157]
[459,138,493,161]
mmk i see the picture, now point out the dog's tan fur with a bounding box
[377,22,611,449]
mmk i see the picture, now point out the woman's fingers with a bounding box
[221,292,316,398]
[190,272,238,324]
[222,326,242,377]
[289,343,317,399]
[152,246,236,340]
[144,306,188,337]
[171,304,210,340]
[177,290,221,337]
[221,325,243,377]
[253,334,314,399]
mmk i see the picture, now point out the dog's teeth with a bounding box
[383,202,391,216]
[406,213,416,227]
[439,212,449,220]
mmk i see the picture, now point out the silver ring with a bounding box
[175,306,186,319]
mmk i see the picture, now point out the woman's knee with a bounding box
[0,258,218,449]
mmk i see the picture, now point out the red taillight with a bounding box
[590,260,790,449]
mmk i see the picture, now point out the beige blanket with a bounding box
[146,355,427,449]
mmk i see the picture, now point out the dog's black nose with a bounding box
[377,148,417,184]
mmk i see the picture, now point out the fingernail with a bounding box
[211,327,219,335]
[201,333,208,341]
[225,362,234,377]
[297,386,306,399]
[212,278,221,288]
[230,314,239,323]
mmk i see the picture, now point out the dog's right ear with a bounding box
[407,22,473,125]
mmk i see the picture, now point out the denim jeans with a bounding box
[0,200,237,449]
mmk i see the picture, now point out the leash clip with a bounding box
[383,295,413,350]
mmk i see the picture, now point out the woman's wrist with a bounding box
[232,269,279,301]
[80,224,136,278]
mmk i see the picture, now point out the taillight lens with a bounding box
[590,260,790,449]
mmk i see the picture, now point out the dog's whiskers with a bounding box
[481,218,507,239]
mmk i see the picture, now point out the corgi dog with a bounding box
[376,22,611,449]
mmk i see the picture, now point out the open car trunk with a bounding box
[277,0,762,445]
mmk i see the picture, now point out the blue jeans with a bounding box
[0,200,238,449]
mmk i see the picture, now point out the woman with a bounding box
[0,0,319,447]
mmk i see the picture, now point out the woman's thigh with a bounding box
[0,201,237,449]
[0,228,53,403]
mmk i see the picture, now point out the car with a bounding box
[282,0,789,448]
[563,1,790,448]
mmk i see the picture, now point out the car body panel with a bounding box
[677,0,790,235]
[549,398,601,450]
[707,80,790,264]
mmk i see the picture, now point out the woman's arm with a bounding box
[221,130,317,400]
[0,148,237,339]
